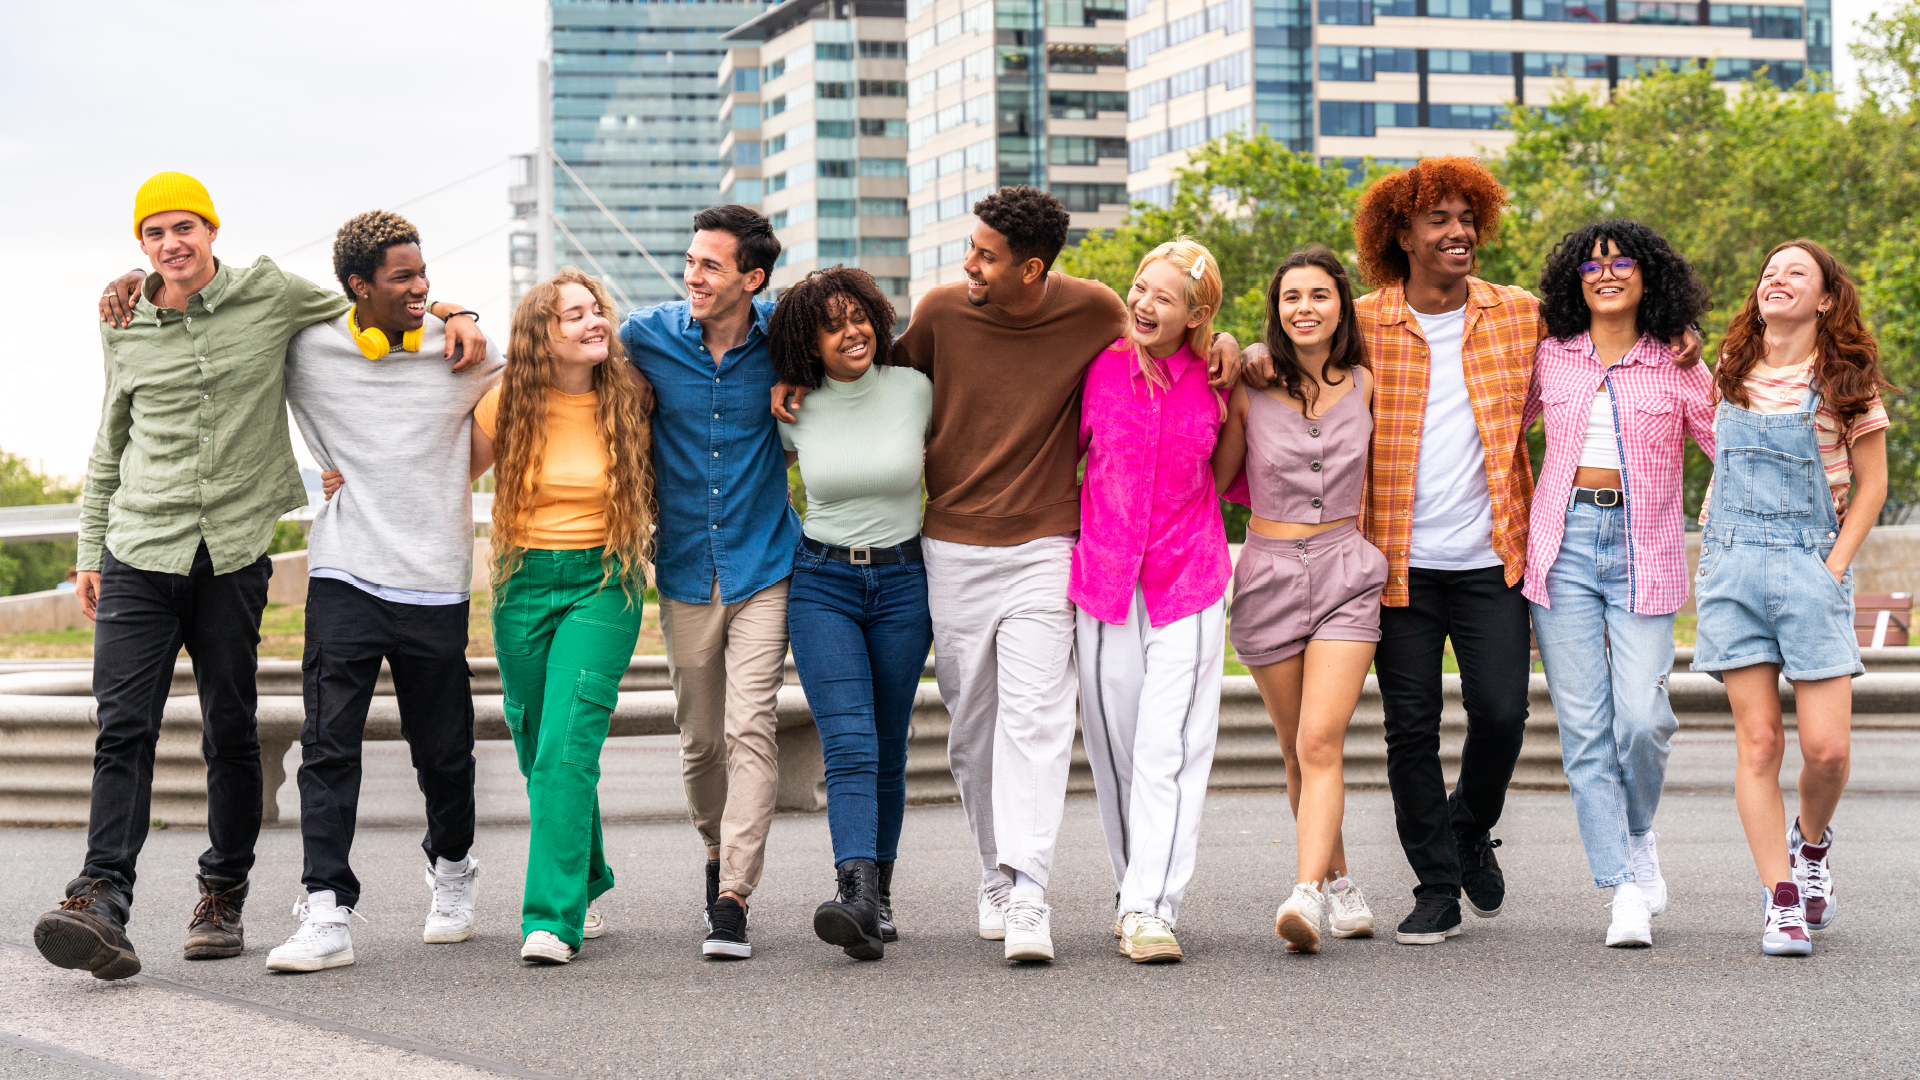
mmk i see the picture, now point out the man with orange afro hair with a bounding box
[1347,157,1696,949]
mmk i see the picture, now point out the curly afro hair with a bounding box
[974,185,1072,270]
[1353,157,1507,288]
[767,266,900,389]
[333,210,421,296]
[1537,220,1711,343]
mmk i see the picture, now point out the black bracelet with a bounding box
[445,309,479,324]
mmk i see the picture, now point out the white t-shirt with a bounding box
[1408,304,1501,571]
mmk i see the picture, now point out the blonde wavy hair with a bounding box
[490,267,655,599]
[1128,237,1222,409]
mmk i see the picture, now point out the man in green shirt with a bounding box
[32,173,487,981]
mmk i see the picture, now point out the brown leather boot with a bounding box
[35,877,141,980]
[183,875,248,960]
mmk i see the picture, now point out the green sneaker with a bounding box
[1118,911,1183,964]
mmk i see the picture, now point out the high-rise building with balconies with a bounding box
[1125,0,1828,197]
[903,0,1134,311]
[717,0,913,307]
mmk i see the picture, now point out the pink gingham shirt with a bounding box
[1069,340,1231,627]
[1522,332,1716,614]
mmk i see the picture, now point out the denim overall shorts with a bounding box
[1691,384,1864,683]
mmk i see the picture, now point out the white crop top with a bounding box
[1577,389,1620,471]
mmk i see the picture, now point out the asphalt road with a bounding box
[2,736,1918,1079]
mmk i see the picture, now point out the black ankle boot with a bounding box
[812,860,884,960]
[184,874,248,960]
[875,860,898,943]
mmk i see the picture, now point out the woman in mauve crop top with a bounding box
[1210,246,1387,954]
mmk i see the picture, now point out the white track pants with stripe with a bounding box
[1076,587,1225,924]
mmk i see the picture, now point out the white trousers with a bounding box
[1077,587,1225,924]
[924,534,1079,888]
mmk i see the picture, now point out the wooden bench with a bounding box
[1857,592,1912,648]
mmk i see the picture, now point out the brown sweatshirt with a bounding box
[895,273,1127,546]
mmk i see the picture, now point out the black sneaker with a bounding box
[34,877,141,980]
[1395,893,1463,945]
[703,896,751,959]
[813,861,884,961]
[703,858,720,930]
[1457,833,1506,918]
[875,860,898,943]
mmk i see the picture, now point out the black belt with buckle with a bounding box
[1573,487,1624,507]
[801,536,923,565]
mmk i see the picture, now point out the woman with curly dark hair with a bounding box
[1521,220,1714,949]
[768,266,932,961]
[1693,240,1891,958]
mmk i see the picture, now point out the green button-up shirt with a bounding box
[79,257,351,576]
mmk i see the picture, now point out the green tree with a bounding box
[0,449,82,596]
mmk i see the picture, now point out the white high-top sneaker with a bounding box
[978,874,1012,941]
[266,891,356,972]
[1002,886,1053,962]
[423,856,480,944]
[1629,831,1668,916]
[1605,881,1653,947]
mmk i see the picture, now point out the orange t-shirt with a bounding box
[475,386,609,549]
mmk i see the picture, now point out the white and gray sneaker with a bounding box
[1629,831,1668,916]
[266,891,358,972]
[1325,875,1375,938]
[583,904,605,940]
[423,855,480,943]
[1605,881,1653,947]
[1002,886,1053,962]
[978,874,1013,941]
[1275,882,1325,954]
[521,930,575,965]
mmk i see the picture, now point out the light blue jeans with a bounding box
[1530,502,1679,888]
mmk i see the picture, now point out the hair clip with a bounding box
[1190,255,1205,280]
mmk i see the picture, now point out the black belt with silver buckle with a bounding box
[1573,487,1624,507]
[801,536,923,565]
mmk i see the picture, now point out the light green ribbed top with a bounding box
[778,364,932,548]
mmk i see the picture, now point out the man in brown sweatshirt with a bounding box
[774,187,1241,961]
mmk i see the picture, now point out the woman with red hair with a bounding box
[1693,240,1890,957]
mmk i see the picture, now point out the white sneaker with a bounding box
[1002,886,1053,962]
[266,891,357,972]
[1325,876,1375,938]
[423,856,479,943]
[583,904,605,940]
[978,875,1012,941]
[521,930,575,965]
[1789,820,1835,930]
[1629,831,1668,917]
[1118,910,1183,963]
[1605,882,1653,947]
[1275,882,1325,954]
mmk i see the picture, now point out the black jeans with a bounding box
[1375,564,1531,899]
[299,577,475,908]
[85,543,272,906]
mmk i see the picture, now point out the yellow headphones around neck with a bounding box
[348,304,424,359]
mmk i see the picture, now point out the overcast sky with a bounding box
[0,0,1896,477]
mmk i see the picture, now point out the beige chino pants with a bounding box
[660,576,790,899]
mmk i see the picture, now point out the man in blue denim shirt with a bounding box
[619,205,798,960]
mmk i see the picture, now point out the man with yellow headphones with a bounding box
[264,210,504,973]
[32,174,489,981]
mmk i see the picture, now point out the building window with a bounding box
[770,210,789,229]
[764,58,786,81]
[734,105,761,129]
[734,69,760,91]
[861,237,908,255]
[859,80,908,96]
[818,82,855,99]
[1428,104,1505,128]
[767,95,787,117]
[1049,90,1128,118]
[1047,0,1128,25]
[1318,0,1373,24]
[1427,49,1515,74]
[1051,183,1129,211]
[860,118,908,138]
[733,142,761,166]
[1709,3,1802,37]
[1523,52,1609,76]
[876,277,909,295]
[816,42,852,61]
[860,158,908,176]
[1133,183,1172,208]
[819,160,856,178]
[1128,79,1169,120]
[818,199,857,218]
[1049,136,1127,166]
[1712,56,1806,87]
[1319,100,1377,137]
[1521,0,1605,20]
[859,40,904,58]
[861,198,909,217]
[819,238,856,258]
[767,172,787,194]
[1426,0,1513,17]
[1129,130,1169,172]
[1046,43,1127,72]
[818,120,856,138]
[766,133,787,155]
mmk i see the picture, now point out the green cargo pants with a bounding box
[492,548,642,949]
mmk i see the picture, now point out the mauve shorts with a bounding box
[1229,520,1387,667]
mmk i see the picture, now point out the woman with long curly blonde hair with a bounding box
[471,267,654,965]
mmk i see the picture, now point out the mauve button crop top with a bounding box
[1244,382,1372,523]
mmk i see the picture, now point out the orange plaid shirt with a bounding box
[1358,278,1547,606]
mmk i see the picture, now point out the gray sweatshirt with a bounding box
[285,314,504,595]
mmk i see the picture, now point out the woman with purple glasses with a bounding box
[1522,220,1713,950]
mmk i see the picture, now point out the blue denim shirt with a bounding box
[620,297,799,605]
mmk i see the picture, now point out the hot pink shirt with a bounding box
[1523,332,1716,615]
[1069,340,1230,627]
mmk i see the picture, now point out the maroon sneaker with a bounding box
[1789,820,1835,930]
[1761,881,1812,956]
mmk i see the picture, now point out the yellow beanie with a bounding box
[133,172,220,237]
